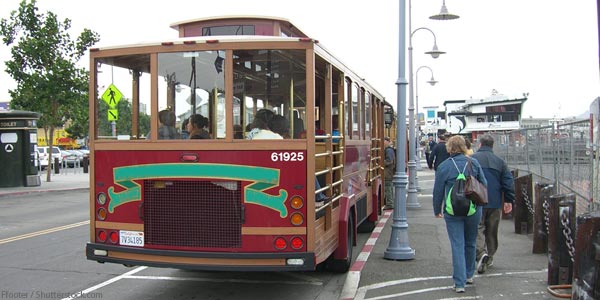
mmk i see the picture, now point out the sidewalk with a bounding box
[353,167,550,300]
[0,168,90,197]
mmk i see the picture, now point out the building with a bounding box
[443,90,528,141]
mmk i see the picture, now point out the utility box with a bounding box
[0,110,41,187]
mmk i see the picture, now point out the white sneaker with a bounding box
[466,277,474,284]
[454,286,465,293]
[477,254,489,274]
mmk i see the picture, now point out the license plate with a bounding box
[120,230,144,247]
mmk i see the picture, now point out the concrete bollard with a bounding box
[54,157,60,174]
[532,183,555,254]
[572,210,600,299]
[83,156,89,173]
[547,193,576,285]
[514,174,533,234]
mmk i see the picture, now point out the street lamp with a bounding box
[414,66,437,171]
[406,30,444,208]
[384,0,415,261]
[430,0,460,21]
[406,0,458,209]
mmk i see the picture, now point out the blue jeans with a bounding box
[444,207,481,288]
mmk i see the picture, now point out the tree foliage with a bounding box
[0,0,99,180]
[97,99,150,137]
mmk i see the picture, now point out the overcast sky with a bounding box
[0,0,598,118]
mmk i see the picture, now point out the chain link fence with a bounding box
[487,119,598,215]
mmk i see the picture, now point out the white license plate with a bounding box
[120,230,144,247]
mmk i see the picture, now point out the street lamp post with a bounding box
[385,0,459,262]
[406,30,444,208]
[406,0,459,209]
[414,65,437,170]
[384,0,414,261]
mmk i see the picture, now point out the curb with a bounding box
[340,210,392,300]
[0,187,89,198]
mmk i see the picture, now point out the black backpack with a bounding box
[445,158,476,216]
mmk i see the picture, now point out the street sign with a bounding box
[102,84,123,108]
[108,109,118,121]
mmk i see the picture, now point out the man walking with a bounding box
[471,134,515,274]
[425,135,437,169]
[428,133,450,171]
[383,137,395,210]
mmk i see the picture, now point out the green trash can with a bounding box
[0,110,41,187]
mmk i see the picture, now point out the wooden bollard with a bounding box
[532,183,555,254]
[547,193,576,285]
[572,210,600,299]
[514,174,533,234]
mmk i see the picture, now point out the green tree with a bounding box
[0,0,99,181]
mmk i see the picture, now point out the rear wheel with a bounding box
[327,214,354,273]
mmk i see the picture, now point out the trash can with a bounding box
[0,110,41,187]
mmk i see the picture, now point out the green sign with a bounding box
[108,109,118,121]
[102,84,122,108]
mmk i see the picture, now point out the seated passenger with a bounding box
[233,124,244,139]
[188,114,211,139]
[268,115,290,139]
[180,117,190,139]
[147,109,179,139]
[246,109,282,140]
[293,110,304,139]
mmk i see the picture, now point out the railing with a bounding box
[315,134,344,212]
[488,119,598,215]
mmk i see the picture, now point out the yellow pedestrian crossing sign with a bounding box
[102,84,122,108]
[108,109,118,121]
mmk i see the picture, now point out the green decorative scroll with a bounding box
[107,163,288,217]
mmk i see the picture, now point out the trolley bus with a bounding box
[86,16,394,272]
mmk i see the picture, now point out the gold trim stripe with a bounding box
[242,227,306,235]
[94,223,306,236]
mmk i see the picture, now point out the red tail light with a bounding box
[274,237,287,250]
[291,237,303,249]
[97,230,107,242]
[109,231,119,244]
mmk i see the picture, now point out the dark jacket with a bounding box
[428,141,450,171]
[384,146,395,180]
[471,146,516,208]
[432,153,487,216]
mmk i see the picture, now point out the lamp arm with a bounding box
[410,27,438,44]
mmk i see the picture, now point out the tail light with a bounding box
[274,237,287,250]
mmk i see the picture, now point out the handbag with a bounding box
[465,158,488,206]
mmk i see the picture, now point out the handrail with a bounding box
[315,168,330,176]
[315,151,331,158]
[313,132,345,210]
[315,194,343,213]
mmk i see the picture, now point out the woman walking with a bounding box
[432,135,487,293]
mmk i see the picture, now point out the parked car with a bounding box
[38,146,63,169]
[61,150,81,167]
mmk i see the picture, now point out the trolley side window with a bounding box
[232,49,306,139]
[94,54,151,141]
[157,51,226,140]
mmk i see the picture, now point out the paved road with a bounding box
[0,167,558,299]
[0,180,370,300]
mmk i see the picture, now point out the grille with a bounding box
[143,180,242,249]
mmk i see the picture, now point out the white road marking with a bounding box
[0,220,89,245]
[61,266,147,300]
[354,269,547,300]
